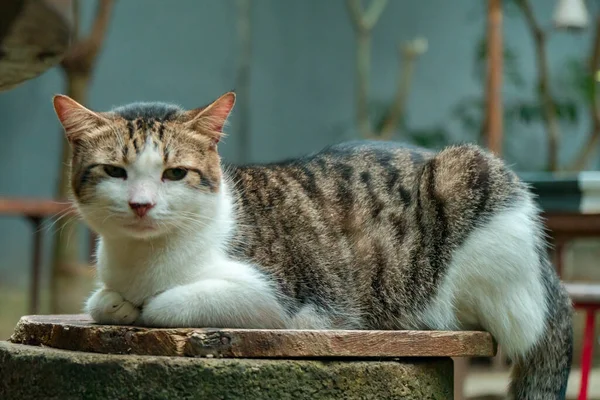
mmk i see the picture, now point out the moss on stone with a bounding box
[0,341,453,399]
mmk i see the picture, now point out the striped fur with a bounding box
[53,93,573,399]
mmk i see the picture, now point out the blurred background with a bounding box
[1,0,599,398]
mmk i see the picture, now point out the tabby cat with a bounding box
[53,91,572,399]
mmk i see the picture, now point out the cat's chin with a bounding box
[83,212,171,240]
[92,219,166,240]
[99,227,166,241]
[121,220,164,239]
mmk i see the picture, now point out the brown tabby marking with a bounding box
[67,110,222,203]
[225,143,519,327]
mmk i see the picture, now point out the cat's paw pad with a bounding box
[110,300,139,325]
[101,291,130,314]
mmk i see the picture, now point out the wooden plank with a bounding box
[10,314,497,359]
[543,212,600,237]
[0,198,74,218]
[565,283,600,304]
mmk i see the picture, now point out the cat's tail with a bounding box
[507,257,573,399]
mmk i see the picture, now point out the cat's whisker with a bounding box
[174,211,256,231]
[41,208,77,234]
[101,213,117,225]
[55,215,80,241]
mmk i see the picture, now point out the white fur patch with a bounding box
[85,162,290,328]
[419,196,548,357]
[79,140,219,240]
[138,258,288,329]
[85,288,139,325]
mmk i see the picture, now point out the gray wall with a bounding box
[0,0,593,284]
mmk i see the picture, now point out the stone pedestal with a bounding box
[0,342,453,399]
[1,315,496,399]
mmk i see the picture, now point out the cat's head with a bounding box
[52,92,235,240]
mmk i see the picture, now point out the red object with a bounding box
[554,242,599,400]
[577,304,598,400]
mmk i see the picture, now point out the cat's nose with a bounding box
[129,202,155,217]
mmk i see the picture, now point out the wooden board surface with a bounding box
[0,198,74,218]
[10,314,497,359]
[565,282,600,304]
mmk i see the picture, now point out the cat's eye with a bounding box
[163,168,188,181]
[103,165,127,179]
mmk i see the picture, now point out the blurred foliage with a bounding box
[474,36,525,88]
[368,28,596,166]
[559,58,596,103]
[460,30,591,140]
[369,100,451,149]
[404,125,450,149]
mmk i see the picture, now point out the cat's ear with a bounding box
[53,94,109,143]
[184,91,236,145]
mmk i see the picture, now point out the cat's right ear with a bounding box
[53,95,108,144]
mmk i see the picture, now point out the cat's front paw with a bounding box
[137,292,177,327]
[85,288,140,325]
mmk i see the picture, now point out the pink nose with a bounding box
[129,202,155,217]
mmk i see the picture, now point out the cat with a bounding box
[53,91,573,399]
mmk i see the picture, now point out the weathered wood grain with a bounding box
[0,198,74,217]
[10,314,497,359]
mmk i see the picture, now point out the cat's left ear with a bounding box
[53,94,110,144]
[184,91,236,145]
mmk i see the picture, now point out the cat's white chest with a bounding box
[96,240,201,306]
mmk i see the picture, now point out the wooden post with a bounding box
[27,217,43,314]
[517,0,561,171]
[485,0,503,155]
[50,0,115,313]
[484,0,505,377]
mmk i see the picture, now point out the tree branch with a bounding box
[484,0,503,155]
[61,0,115,75]
[363,0,388,30]
[379,38,426,139]
[51,0,116,313]
[517,0,561,171]
[72,0,80,39]
[345,0,389,139]
[569,14,600,171]
[346,0,365,31]
[346,0,387,31]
